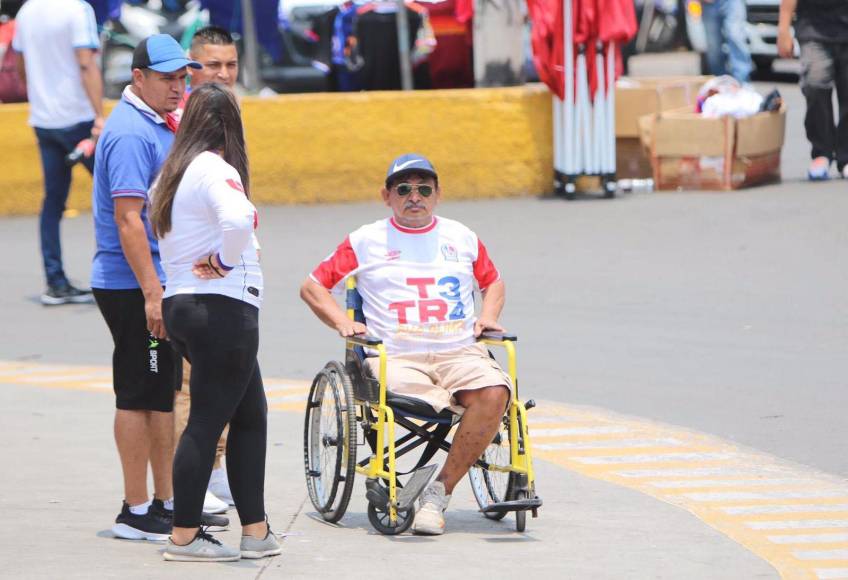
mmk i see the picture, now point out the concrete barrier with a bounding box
[0,85,553,216]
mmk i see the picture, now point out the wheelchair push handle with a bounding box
[345,333,384,347]
[477,332,518,342]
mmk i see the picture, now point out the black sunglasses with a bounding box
[395,183,435,197]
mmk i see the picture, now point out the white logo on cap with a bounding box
[391,159,424,174]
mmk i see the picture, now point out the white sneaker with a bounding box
[412,481,451,536]
[208,467,234,506]
[203,490,229,514]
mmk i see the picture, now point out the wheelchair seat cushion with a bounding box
[385,391,457,421]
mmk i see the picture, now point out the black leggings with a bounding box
[163,293,268,528]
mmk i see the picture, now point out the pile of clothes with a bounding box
[695,76,783,119]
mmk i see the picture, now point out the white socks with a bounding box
[128,500,151,515]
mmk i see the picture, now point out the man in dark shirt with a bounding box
[779,0,848,180]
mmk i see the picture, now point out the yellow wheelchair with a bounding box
[303,278,542,534]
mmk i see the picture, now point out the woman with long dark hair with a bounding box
[150,83,279,562]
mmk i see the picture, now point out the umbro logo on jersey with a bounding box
[392,159,423,174]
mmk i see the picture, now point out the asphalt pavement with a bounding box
[1,76,846,579]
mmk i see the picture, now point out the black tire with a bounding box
[469,416,522,521]
[303,361,357,523]
[367,503,415,535]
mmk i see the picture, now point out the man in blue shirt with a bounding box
[91,34,201,541]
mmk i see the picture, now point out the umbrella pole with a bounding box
[607,40,616,180]
[577,45,592,176]
[594,41,605,177]
[553,95,562,185]
[564,0,575,192]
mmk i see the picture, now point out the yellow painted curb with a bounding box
[0,86,554,216]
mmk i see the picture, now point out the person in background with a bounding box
[13,0,103,305]
[778,0,848,180]
[151,82,279,562]
[171,25,241,516]
[701,0,753,83]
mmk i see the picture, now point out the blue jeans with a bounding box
[34,121,95,288]
[702,0,753,83]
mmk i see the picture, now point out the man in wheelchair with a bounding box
[300,154,512,535]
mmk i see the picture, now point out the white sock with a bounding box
[128,500,151,515]
[163,498,174,510]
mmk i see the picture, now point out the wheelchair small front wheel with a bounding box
[303,361,357,523]
[514,489,528,532]
[367,503,415,535]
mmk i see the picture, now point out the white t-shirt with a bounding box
[12,0,99,128]
[310,216,501,355]
[158,151,263,309]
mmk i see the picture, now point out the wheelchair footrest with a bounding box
[481,497,543,514]
[397,464,438,511]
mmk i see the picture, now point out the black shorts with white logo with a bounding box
[93,288,181,412]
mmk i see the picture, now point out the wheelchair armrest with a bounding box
[345,333,384,347]
[478,332,518,342]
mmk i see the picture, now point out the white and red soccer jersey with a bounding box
[310,216,500,355]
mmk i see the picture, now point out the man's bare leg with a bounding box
[148,410,174,500]
[115,409,151,505]
[437,385,510,494]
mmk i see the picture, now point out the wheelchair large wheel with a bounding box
[468,417,517,521]
[304,361,357,523]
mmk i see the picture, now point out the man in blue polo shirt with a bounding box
[91,34,202,541]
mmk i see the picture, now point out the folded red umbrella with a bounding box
[527,0,635,99]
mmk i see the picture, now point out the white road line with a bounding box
[816,568,848,579]
[649,478,815,489]
[535,438,683,451]
[768,533,848,544]
[576,452,734,465]
[686,491,848,502]
[527,415,589,424]
[7,374,111,384]
[724,504,848,515]
[267,394,307,402]
[615,467,760,478]
[532,426,631,437]
[747,520,848,530]
[793,549,848,561]
[0,366,59,375]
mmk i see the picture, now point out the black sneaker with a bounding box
[41,283,94,306]
[149,498,230,532]
[112,501,171,541]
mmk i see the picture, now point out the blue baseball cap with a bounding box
[385,154,438,186]
[131,34,201,73]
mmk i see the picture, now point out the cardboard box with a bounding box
[615,76,711,138]
[638,106,786,190]
[615,76,710,178]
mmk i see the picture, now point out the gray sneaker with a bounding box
[412,481,451,536]
[163,529,240,562]
[240,527,282,559]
